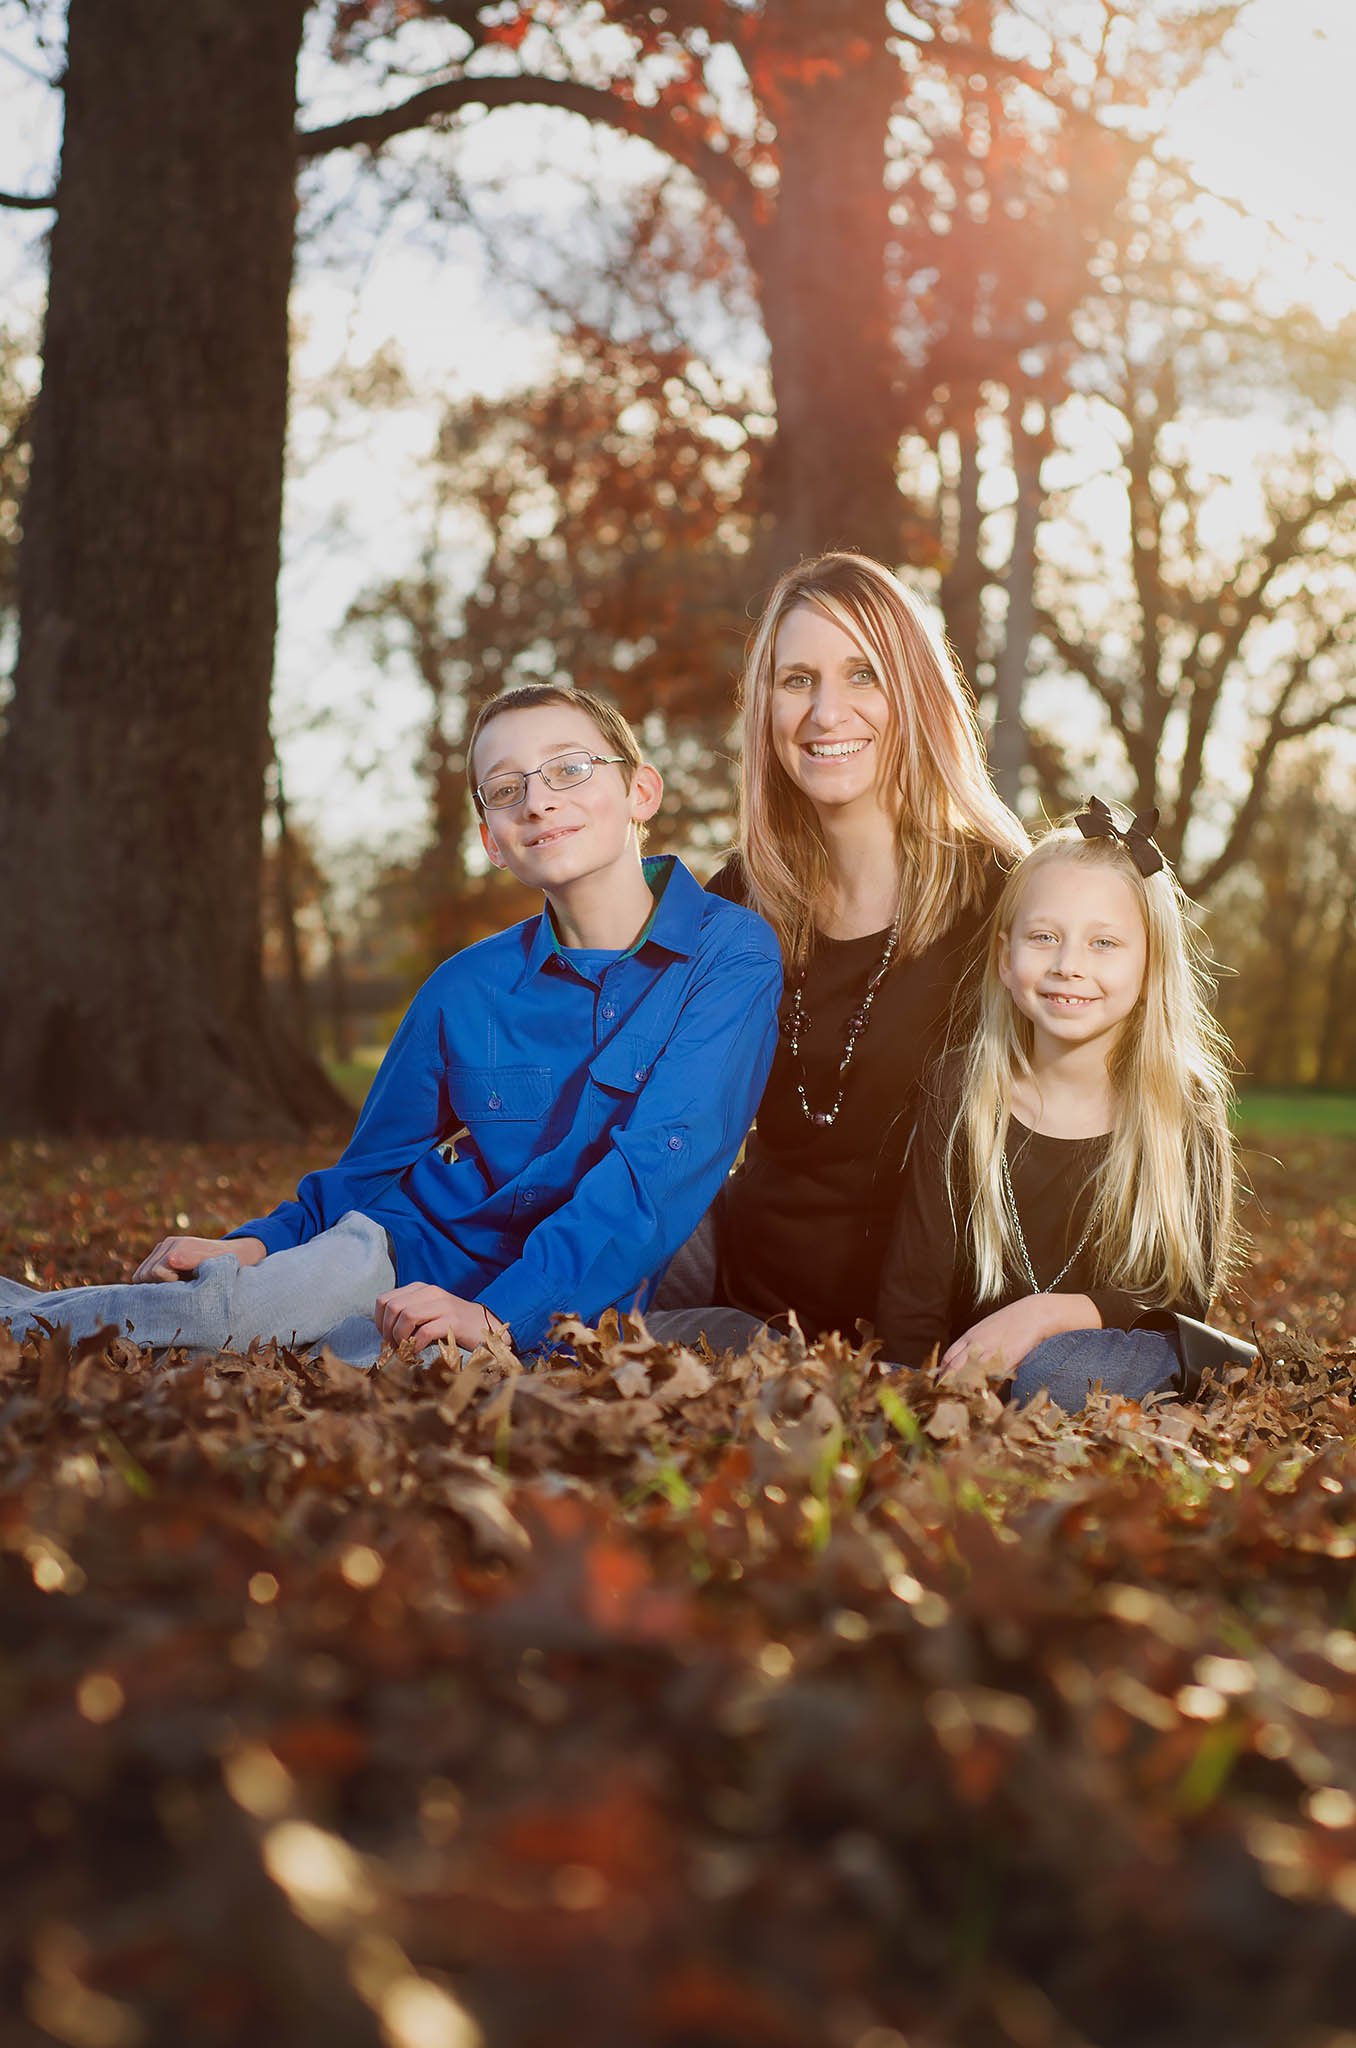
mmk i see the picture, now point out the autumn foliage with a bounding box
[3,1139,1355,2048]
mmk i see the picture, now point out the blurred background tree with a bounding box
[1020,164,1356,890]
[0,321,35,660]
[1209,748,1356,1089]
[1,0,1354,1127]
[339,314,763,974]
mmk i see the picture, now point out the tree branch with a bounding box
[1186,673,1356,899]
[1170,662,1222,863]
[0,188,56,211]
[1270,689,1356,746]
[1033,611,1133,748]
[1209,475,1356,681]
[297,72,760,251]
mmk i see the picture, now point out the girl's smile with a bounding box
[999,859,1148,1061]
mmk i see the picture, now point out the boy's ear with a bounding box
[479,816,509,871]
[629,763,663,823]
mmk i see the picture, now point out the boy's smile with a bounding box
[472,703,662,946]
[523,821,583,850]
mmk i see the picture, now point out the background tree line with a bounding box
[2,0,1355,1134]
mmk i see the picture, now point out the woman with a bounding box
[662,550,1027,1342]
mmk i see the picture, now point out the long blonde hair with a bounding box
[953,825,1237,1309]
[738,552,1028,967]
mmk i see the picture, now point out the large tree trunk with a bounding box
[0,0,344,1138]
[756,0,901,570]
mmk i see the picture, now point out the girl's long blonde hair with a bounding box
[738,552,1028,967]
[954,825,1237,1309]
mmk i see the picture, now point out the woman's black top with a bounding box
[708,855,999,1339]
[876,1089,1209,1366]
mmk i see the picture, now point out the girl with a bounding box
[658,551,1028,1342]
[876,805,1248,1409]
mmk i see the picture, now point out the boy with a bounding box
[0,686,782,1364]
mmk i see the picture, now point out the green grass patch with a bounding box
[1236,1089,1356,1138]
[328,1052,384,1109]
[330,1069,1356,1135]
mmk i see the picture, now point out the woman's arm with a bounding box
[875,1098,962,1366]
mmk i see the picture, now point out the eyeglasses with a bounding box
[476,749,627,812]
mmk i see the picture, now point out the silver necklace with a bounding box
[1000,1146,1096,1293]
[785,916,900,1128]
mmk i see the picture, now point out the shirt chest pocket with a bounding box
[588,1033,664,1100]
[448,1065,553,1126]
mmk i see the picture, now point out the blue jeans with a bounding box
[0,1214,772,1368]
[644,1305,767,1352]
[0,1210,395,1367]
[647,1206,769,1354]
[1011,1328,1181,1414]
[651,1205,720,1309]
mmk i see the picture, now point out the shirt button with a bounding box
[487,1092,502,1110]
[521,1190,538,1207]
[634,1067,648,1084]
[601,1003,616,1021]
[667,1135,682,1152]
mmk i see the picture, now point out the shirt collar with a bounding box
[515,854,699,987]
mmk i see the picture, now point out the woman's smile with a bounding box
[802,738,871,759]
[770,603,889,813]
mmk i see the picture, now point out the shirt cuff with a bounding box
[475,1271,554,1355]
[226,1216,299,1256]
[1087,1287,1147,1331]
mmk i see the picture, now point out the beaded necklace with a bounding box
[784,916,900,1128]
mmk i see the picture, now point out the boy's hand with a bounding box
[131,1235,267,1283]
[942,1293,1099,1374]
[374,1283,508,1354]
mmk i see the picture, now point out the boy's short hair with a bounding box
[467,684,645,817]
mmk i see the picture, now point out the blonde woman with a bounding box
[660,549,1028,1341]
[877,806,1252,1407]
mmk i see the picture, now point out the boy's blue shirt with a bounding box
[233,856,782,1353]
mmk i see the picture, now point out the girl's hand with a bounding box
[942,1293,1100,1374]
[374,1282,508,1354]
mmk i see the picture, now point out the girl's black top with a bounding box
[875,1086,1210,1366]
[707,854,999,1339]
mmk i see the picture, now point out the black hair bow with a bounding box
[1074,795,1165,877]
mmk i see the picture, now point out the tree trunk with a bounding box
[1315,869,1356,1088]
[322,904,353,1070]
[0,0,344,1138]
[939,416,985,694]
[755,0,901,570]
[272,763,315,1054]
[990,405,1049,807]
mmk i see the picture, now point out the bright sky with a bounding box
[2,0,1354,868]
[1167,0,1356,323]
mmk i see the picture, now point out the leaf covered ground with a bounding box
[1,1138,1354,2048]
